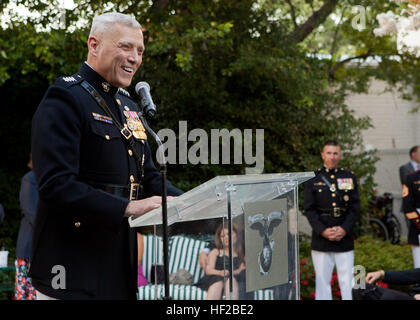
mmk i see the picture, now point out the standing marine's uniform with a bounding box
[30,63,182,300]
[304,166,360,251]
[304,166,360,300]
[402,170,420,246]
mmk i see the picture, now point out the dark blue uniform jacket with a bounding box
[30,63,182,299]
[304,167,360,252]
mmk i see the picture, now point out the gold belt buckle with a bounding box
[333,207,341,218]
[129,183,140,200]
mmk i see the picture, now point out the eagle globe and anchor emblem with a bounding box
[247,211,285,276]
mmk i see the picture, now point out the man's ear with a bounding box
[87,36,100,56]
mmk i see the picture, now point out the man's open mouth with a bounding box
[122,66,133,74]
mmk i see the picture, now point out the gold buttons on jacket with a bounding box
[330,175,335,179]
[105,135,110,140]
[128,149,133,156]
[332,193,336,197]
[130,175,135,183]
[332,202,336,207]
[75,222,81,228]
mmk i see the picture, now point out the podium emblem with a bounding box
[248,211,285,276]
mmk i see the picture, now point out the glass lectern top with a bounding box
[128,172,314,228]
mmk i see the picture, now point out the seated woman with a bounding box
[195,223,245,300]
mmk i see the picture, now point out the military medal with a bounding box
[124,111,147,140]
[337,178,354,190]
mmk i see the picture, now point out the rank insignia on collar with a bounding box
[92,112,113,124]
[102,82,111,93]
[118,88,130,97]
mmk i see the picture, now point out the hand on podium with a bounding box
[124,196,178,218]
[124,196,162,218]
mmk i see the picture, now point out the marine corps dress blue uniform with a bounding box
[304,166,360,300]
[29,62,182,300]
[402,170,420,268]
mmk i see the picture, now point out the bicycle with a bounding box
[367,192,401,244]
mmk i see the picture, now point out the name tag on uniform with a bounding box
[337,178,354,190]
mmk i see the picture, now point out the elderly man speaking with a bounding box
[30,12,182,300]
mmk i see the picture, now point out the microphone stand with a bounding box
[139,114,171,300]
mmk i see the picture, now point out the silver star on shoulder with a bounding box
[63,76,76,82]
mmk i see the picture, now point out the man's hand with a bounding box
[321,226,347,241]
[365,270,384,284]
[333,226,346,241]
[124,196,162,218]
[321,228,337,241]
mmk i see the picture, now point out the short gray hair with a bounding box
[89,12,142,37]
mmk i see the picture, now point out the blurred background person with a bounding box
[358,268,420,300]
[402,165,420,270]
[399,146,420,186]
[399,146,420,229]
[14,153,38,300]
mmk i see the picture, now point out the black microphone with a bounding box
[135,81,156,118]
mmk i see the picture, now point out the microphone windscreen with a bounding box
[135,81,150,96]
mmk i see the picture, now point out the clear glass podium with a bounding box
[129,172,314,300]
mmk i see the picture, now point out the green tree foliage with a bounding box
[2,0,415,255]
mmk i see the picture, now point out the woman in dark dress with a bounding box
[197,223,245,300]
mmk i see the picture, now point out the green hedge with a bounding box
[354,236,413,271]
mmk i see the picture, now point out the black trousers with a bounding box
[353,283,414,300]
